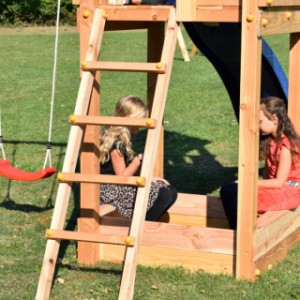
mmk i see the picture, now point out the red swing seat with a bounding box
[0,159,56,182]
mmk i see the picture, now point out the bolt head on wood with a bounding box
[69,115,76,123]
[156,62,163,69]
[57,173,64,181]
[102,11,108,18]
[46,229,53,237]
[286,12,292,20]
[125,236,132,245]
[246,14,254,22]
[136,177,143,186]
[261,18,268,27]
[83,10,90,18]
[146,118,153,127]
[81,60,87,68]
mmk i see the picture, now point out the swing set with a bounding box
[0,7,62,182]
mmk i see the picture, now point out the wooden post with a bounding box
[177,25,190,62]
[148,22,165,177]
[236,0,261,280]
[77,0,101,264]
[77,72,101,264]
[288,33,300,132]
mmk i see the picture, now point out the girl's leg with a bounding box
[146,185,177,221]
[219,183,238,229]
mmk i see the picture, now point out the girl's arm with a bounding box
[111,149,142,176]
[258,146,292,188]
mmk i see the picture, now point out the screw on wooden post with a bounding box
[69,115,76,123]
[146,118,153,127]
[261,18,268,27]
[83,10,90,18]
[246,14,254,22]
[57,173,64,181]
[156,62,163,69]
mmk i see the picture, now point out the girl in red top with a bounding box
[220,96,300,229]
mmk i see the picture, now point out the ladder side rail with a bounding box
[36,9,106,300]
[118,7,179,300]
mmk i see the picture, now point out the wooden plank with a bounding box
[255,206,300,260]
[148,21,165,178]
[100,244,235,274]
[102,6,171,21]
[100,222,235,255]
[288,33,300,132]
[176,0,196,21]
[81,61,166,73]
[258,0,300,6]
[196,6,240,22]
[259,10,300,36]
[118,8,178,300]
[236,0,261,280]
[78,61,101,264]
[177,25,190,62]
[255,225,300,273]
[255,227,300,271]
[176,0,240,22]
[69,115,157,128]
[168,193,226,219]
[256,210,289,230]
[57,173,146,186]
[36,9,106,300]
[45,229,135,246]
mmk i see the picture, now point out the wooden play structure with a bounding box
[36,1,300,299]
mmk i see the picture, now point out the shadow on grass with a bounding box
[135,129,238,195]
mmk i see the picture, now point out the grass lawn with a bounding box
[0,26,299,299]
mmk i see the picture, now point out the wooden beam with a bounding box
[45,229,136,246]
[69,115,157,128]
[36,9,106,299]
[57,173,146,186]
[100,222,235,254]
[81,61,167,73]
[236,0,261,280]
[255,207,300,260]
[148,21,165,178]
[258,0,300,6]
[101,243,235,274]
[176,0,240,22]
[288,32,300,132]
[259,9,300,36]
[102,6,171,21]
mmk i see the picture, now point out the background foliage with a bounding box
[0,0,76,25]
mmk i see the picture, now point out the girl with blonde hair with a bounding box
[100,95,177,220]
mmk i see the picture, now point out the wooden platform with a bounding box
[98,193,300,275]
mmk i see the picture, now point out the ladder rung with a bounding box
[45,229,135,246]
[69,115,157,128]
[81,61,166,73]
[57,173,146,186]
[102,6,171,22]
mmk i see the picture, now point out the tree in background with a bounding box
[0,0,76,25]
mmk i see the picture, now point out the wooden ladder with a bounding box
[36,6,178,300]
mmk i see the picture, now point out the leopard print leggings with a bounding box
[100,181,167,218]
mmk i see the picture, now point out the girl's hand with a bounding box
[152,176,170,185]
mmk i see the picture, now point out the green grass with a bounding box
[0,27,299,299]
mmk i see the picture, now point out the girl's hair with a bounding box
[99,95,147,164]
[259,96,300,165]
